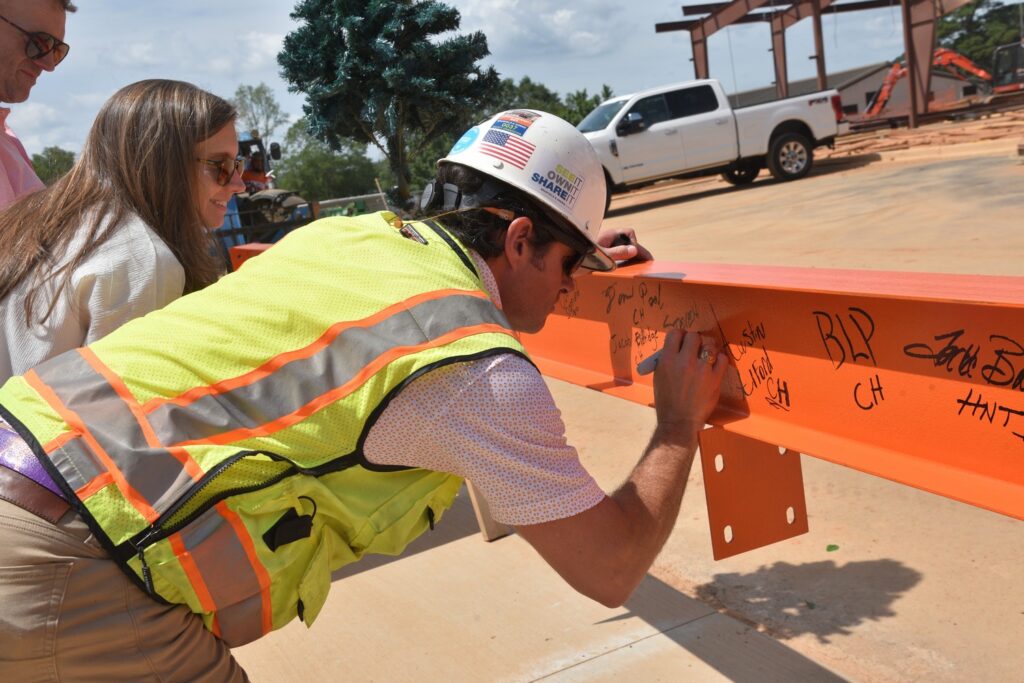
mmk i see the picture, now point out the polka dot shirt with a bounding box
[364,251,606,526]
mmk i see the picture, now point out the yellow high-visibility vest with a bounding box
[0,212,526,645]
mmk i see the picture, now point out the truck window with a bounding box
[577,100,628,133]
[627,95,671,126]
[665,85,720,118]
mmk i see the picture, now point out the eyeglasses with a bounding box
[0,14,70,66]
[196,157,244,186]
[560,249,587,278]
[481,206,589,278]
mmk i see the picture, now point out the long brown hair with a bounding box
[0,79,236,324]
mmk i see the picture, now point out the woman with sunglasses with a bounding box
[0,79,245,381]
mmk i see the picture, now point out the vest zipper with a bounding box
[120,450,359,560]
[132,528,161,594]
[123,451,296,556]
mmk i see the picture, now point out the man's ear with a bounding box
[502,216,535,268]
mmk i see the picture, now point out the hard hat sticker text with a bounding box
[531,165,584,207]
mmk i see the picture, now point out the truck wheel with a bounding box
[721,162,760,186]
[767,132,813,181]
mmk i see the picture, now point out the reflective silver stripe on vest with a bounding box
[179,506,265,646]
[148,292,510,445]
[215,594,266,647]
[33,351,198,514]
[48,436,102,493]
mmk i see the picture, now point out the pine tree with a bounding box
[279,0,499,202]
[938,0,1022,69]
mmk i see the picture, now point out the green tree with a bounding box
[938,0,1022,69]
[274,118,378,203]
[562,85,614,126]
[406,76,571,191]
[279,0,500,202]
[232,83,290,140]
[31,146,74,186]
[482,76,567,118]
[403,78,613,194]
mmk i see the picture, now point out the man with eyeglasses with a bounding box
[0,109,727,680]
[0,0,74,208]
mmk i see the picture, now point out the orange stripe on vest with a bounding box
[169,532,217,615]
[75,470,114,500]
[78,347,206,482]
[25,367,160,524]
[171,322,509,447]
[141,288,490,414]
[216,501,274,636]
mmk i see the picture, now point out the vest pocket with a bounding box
[296,534,332,626]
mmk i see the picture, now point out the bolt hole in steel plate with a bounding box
[698,427,809,560]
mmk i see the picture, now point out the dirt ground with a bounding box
[604,110,1024,277]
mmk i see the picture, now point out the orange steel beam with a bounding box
[658,0,839,97]
[661,0,777,80]
[228,242,271,272]
[902,0,974,127]
[521,261,1024,558]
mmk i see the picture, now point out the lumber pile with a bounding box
[824,110,1024,157]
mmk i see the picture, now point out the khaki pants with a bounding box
[0,499,248,682]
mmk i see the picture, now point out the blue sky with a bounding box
[12,0,925,156]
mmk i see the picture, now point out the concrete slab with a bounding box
[542,613,845,683]
[235,491,843,682]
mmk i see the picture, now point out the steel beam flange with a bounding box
[698,428,809,559]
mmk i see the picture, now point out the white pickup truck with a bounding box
[578,79,845,209]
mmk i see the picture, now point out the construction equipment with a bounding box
[866,48,993,117]
[991,40,1024,94]
[215,131,314,268]
[867,44,1024,117]
[234,130,308,225]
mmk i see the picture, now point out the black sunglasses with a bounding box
[535,220,587,278]
[196,157,244,187]
[0,14,70,66]
[483,206,589,278]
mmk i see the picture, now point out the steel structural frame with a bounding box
[521,262,1024,558]
[657,0,974,125]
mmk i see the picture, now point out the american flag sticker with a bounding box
[479,129,536,169]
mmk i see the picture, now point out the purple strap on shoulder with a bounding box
[0,419,66,499]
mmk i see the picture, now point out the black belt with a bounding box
[0,464,71,525]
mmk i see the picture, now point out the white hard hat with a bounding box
[437,109,614,271]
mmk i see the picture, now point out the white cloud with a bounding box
[9,102,61,126]
[453,0,628,60]
[203,31,286,76]
[8,102,79,153]
[108,42,163,68]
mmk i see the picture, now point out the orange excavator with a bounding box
[990,40,1024,94]
[866,47,994,117]
[867,43,1024,117]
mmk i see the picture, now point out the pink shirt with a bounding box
[364,251,606,526]
[0,108,45,209]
